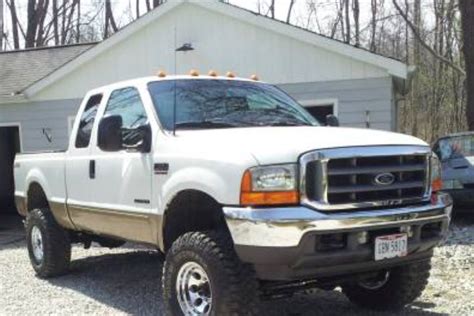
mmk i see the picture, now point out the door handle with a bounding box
[89,160,96,179]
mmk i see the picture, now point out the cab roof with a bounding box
[91,75,264,92]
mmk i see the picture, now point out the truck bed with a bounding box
[14,152,67,216]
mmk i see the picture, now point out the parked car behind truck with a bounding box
[15,74,452,315]
[434,132,474,210]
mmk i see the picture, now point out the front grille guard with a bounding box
[299,145,432,211]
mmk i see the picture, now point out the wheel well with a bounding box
[27,182,49,212]
[163,190,226,251]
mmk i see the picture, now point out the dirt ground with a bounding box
[0,212,472,316]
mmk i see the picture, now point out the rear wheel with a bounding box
[342,260,432,311]
[162,231,261,315]
[26,208,71,278]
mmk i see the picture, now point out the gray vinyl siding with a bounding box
[279,77,394,131]
[0,77,395,153]
[0,99,82,152]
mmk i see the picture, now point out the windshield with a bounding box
[436,135,474,161]
[147,79,319,130]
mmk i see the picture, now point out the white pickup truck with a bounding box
[15,75,452,315]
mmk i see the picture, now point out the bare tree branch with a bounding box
[286,0,296,23]
[392,0,465,75]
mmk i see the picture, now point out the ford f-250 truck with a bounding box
[15,74,452,315]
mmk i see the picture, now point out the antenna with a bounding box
[173,27,194,136]
[173,27,177,136]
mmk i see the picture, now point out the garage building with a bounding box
[0,0,410,212]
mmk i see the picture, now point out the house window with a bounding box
[299,99,338,125]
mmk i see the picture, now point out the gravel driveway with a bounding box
[0,212,472,316]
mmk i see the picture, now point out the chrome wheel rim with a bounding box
[359,271,390,290]
[176,261,212,315]
[31,226,44,263]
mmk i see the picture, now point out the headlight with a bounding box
[240,164,299,206]
[250,164,297,191]
[430,153,443,192]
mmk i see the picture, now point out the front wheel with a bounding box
[162,231,261,315]
[342,259,432,311]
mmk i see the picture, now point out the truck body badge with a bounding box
[154,163,169,175]
[374,173,395,186]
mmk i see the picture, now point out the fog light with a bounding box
[357,231,368,244]
[400,225,413,237]
[421,222,442,239]
[316,234,346,251]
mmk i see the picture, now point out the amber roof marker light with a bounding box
[208,70,218,77]
[226,71,236,78]
[156,70,167,78]
[250,74,259,81]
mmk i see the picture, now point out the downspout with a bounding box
[394,66,417,132]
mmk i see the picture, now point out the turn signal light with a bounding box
[432,178,443,192]
[431,154,443,192]
[240,191,299,206]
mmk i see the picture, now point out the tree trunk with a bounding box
[60,0,66,44]
[76,0,80,42]
[344,0,350,43]
[460,0,474,130]
[269,0,275,18]
[25,0,39,48]
[7,0,20,49]
[413,0,421,65]
[370,0,377,51]
[36,0,50,47]
[352,0,360,46]
[52,0,59,45]
[153,0,163,8]
[104,0,117,38]
[0,0,4,51]
[286,0,295,23]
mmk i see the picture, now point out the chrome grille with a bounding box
[300,146,432,211]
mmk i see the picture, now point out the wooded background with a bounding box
[0,0,473,144]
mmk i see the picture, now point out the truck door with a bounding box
[79,87,154,243]
[66,93,103,225]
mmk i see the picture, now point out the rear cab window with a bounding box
[75,94,103,148]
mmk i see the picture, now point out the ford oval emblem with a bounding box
[374,173,395,186]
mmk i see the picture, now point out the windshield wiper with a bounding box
[175,120,239,129]
[264,121,312,127]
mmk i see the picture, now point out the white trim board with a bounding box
[67,116,76,137]
[23,0,408,98]
[0,122,24,153]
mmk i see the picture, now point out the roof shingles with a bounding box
[0,43,95,102]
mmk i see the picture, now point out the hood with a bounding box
[174,126,429,165]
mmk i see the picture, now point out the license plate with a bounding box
[374,233,408,261]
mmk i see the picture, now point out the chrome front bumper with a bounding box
[223,192,452,248]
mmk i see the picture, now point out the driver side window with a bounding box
[104,87,149,148]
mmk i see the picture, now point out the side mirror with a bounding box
[326,114,340,127]
[123,124,152,153]
[98,115,123,152]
